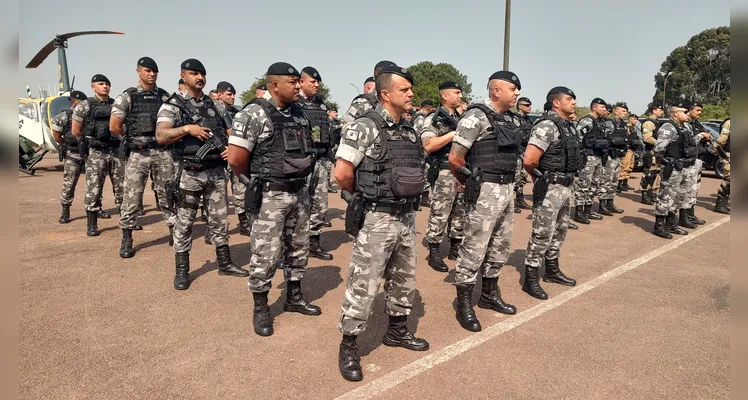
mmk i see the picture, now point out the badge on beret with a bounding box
[511,76,517,81]
[207,108,216,117]
[288,68,294,74]
[139,58,144,64]
[401,68,408,73]
[185,62,191,68]
[313,72,318,78]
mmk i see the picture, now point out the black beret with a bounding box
[649,102,663,110]
[438,81,461,90]
[266,62,300,77]
[256,84,267,90]
[375,60,396,69]
[181,59,206,74]
[629,114,639,119]
[590,97,606,107]
[517,97,531,105]
[301,66,321,81]
[137,56,158,72]
[687,101,703,109]
[178,78,185,85]
[546,86,576,100]
[377,65,414,85]
[613,101,628,110]
[91,74,110,85]
[675,101,690,109]
[488,70,521,90]
[70,90,87,101]
[605,104,613,112]
[420,100,434,107]
[364,76,375,84]
[216,81,235,93]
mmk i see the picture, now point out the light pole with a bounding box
[349,82,360,95]
[503,0,511,70]
[662,71,672,108]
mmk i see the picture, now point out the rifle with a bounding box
[704,135,729,161]
[195,131,228,159]
[432,107,458,130]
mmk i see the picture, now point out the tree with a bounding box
[651,27,730,108]
[239,74,332,105]
[324,100,339,112]
[405,61,473,107]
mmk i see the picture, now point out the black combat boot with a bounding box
[168,226,174,246]
[132,224,143,231]
[616,180,625,193]
[598,200,613,216]
[641,189,654,205]
[607,199,624,214]
[573,205,590,224]
[119,229,134,258]
[687,206,705,225]
[284,280,322,315]
[322,221,332,228]
[238,213,251,236]
[568,222,579,230]
[204,226,212,245]
[666,212,688,236]
[713,193,730,214]
[448,238,461,260]
[478,276,516,315]
[216,245,249,276]
[86,211,99,237]
[522,266,548,300]
[382,315,430,351]
[585,204,603,220]
[339,334,363,381]
[652,215,672,239]
[420,191,430,207]
[427,242,448,272]
[252,291,274,336]
[310,235,333,260]
[455,284,481,332]
[678,208,696,229]
[624,179,635,190]
[59,204,71,224]
[542,258,576,286]
[516,191,531,209]
[174,252,190,290]
[98,209,111,219]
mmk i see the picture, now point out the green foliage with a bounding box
[651,26,730,108]
[239,74,331,105]
[324,100,339,111]
[574,106,591,118]
[405,61,473,106]
[700,101,730,120]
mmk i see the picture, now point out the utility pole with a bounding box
[503,0,511,70]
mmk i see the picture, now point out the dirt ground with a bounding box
[19,158,729,399]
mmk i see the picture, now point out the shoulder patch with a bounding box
[345,129,360,141]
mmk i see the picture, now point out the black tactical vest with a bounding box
[429,106,459,164]
[519,113,532,147]
[171,95,226,162]
[353,93,378,111]
[84,97,117,148]
[297,95,331,152]
[579,116,609,151]
[464,104,521,177]
[62,109,78,149]
[643,118,661,150]
[248,98,314,183]
[537,113,583,173]
[355,110,425,203]
[661,121,698,159]
[609,118,629,148]
[125,87,168,139]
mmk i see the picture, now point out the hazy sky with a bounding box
[19,0,729,113]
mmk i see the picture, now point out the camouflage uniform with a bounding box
[337,105,420,335]
[641,118,661,191]
[598,119,620,201]
[452,99,516,286]
[572,116,603,206]
[72,97,125,212]
[653,121,694,217]
[682,121,705,210]
[157,92,230,253]
[714,119,730,212]
[52,111,84,206]
[342,94,377,125]
[114,84,176,230]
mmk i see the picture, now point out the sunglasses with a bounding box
[519,103,531,107]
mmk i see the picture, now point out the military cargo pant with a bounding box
[248,188,310,293]
[574,155,602,206]
[640,153,661,191]
[524,183,572,268]
[681,159,702,209]
[60,151,84,205]
[426,169,466,244]
[119,148,175,229]
[654,168,688,216]
[455,182,514,286]
[172,166,229,253]
[618,150,635,180]
[598,157,621,200]
[84,148,124,212]
[339,210,417,336]
[230,169,247,216]
[309,158,330,237]
[514,157,529,193]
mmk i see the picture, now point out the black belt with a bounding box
[129,141,164,151]
[482,172,515,184]
[436,161,450,170]
[682,158,696,168]
[543,173,574,187]
[88,140,118,151]
[181,159,226,172]
[365,200,417,215]
[263,180,306,193]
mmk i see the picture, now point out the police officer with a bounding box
[651,102,703,238]
[227,62,320,337]
[411,99,434,132]
[255,84,267,100]
[573,98,608,223]
[52,90,87,224]
[71,74,125,236]
[155,58,248,290]
[177,78,186,95]
[298,66,334,260]
[599,102,628,214]
[640,103,664,205]
[414,99,436,205]
[111,57,173,257]
[521,87,582,300]
[422,81,465,272]
[681,101,710,227]
[449,71,522,332]
[617,109,640,192]
[335,65,428,382]
[341,60,396,124]
[515,96,533,211]
[362,76,376,94]
[327,105,342,194]
[713,118,730,214]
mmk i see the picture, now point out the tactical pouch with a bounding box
[243,176,263,215]
[464,168,483,209]
[532,177,549,209]
[58,143,66,162]
[165,181,177,210]
[344,191,366,237]
[594,139,610,150]
[390,167,425,199]
[662,164,674,180]
[283,155,314,178]
[427,162,440,187]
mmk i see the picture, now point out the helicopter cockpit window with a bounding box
[48,97,71,127]
[19,101,38,122]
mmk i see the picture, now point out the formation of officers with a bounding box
[51,56,731,382]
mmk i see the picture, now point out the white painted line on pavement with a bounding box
[335,216,730,400]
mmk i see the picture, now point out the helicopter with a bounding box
[19,31,123,175]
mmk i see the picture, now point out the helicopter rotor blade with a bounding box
[24,31,124,68]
